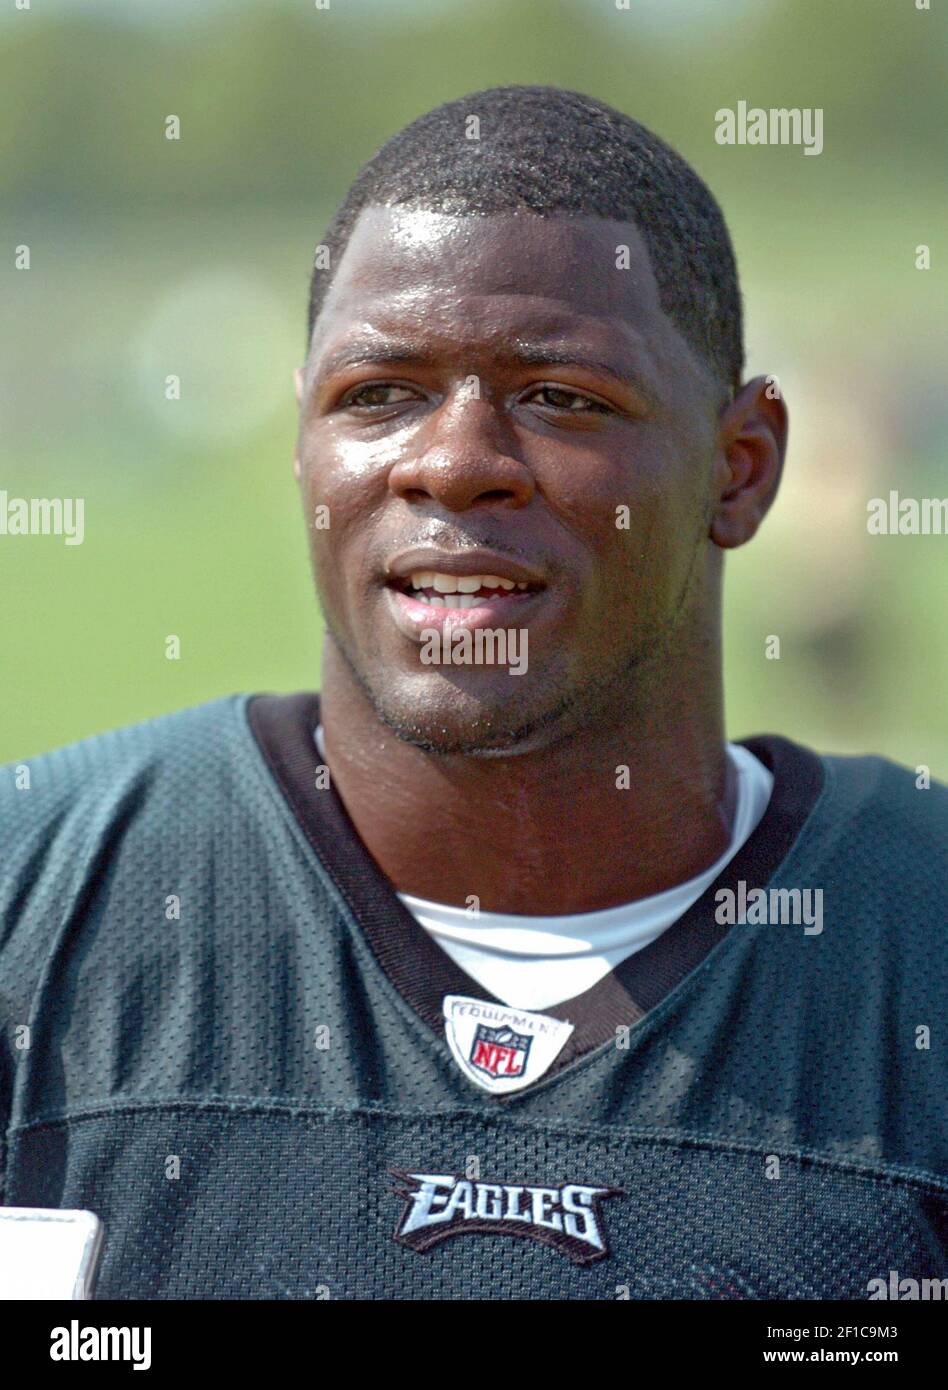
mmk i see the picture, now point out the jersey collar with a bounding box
[247,692,826,1083]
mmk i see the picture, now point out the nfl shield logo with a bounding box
[470,1023,533,1079]
[443,996,574,1095]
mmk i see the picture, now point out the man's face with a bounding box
[295,207,724,753]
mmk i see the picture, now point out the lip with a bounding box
[385,546,547,589]
[384,583,550,641]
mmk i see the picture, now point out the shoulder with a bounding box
[0,696,256,962]
[0,694,253,843]
[741,733,947,887]
[814,745,948,860]
[726,740,948,1173]
[737,733,948,959]
[777,740,948,991]
[747,732,947,855]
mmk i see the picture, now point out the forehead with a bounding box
[308,206,705,390]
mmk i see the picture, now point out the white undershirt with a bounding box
[314,725,773,1012]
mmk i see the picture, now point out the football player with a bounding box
[2,86,946,1300]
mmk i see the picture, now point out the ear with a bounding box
[292,368,304,482]
[710,375,788,549]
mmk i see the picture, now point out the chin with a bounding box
[364,669,580,757]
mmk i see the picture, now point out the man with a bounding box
[2,87,946,1300]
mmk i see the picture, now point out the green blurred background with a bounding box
[2,0,945,771]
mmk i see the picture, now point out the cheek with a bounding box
[298,431,390,615]
[556,431,705,610]
[540,441,652,570]
[298,422,403,528]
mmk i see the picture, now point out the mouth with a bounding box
[382,566,550,639]
[387,569,544,609]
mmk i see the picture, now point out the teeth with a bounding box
[410,571,519,594]
[412,592,483,608]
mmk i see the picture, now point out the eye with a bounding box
[525,385,613,414]
[341,382,420,409]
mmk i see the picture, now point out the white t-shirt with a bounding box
[314,725,773,1012]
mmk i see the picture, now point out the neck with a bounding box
[318,634,735,916]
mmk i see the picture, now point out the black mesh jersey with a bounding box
[1,692,946,1299]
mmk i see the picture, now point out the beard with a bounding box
[321,614,672,758]
[317,523,709,756]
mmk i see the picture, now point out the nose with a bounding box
[387,389,535,511]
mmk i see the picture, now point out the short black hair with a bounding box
[308,85,743,393]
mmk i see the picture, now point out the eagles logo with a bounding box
[391,1169,623,1264]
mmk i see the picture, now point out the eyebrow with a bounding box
[314,344,436,380]
[506,347,652,400]
[313,340,657,409]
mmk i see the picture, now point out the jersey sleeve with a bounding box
[0,743,90,1200]
[0,695,250,1204]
